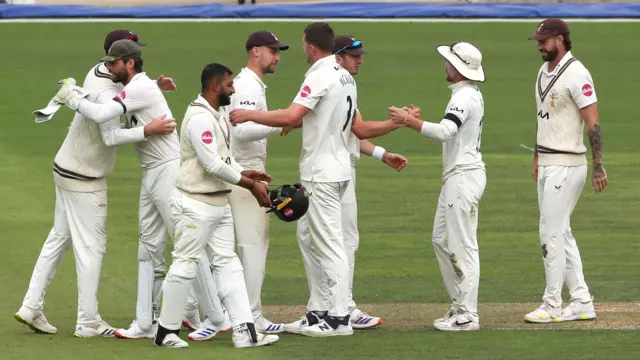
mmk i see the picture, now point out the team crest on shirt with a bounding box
[300,85,311,98]
[582,84,593,97]
[116,91,126,100]
[201,131,213,144]
[549,89,558,107]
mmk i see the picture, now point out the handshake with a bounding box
[388,104,421,125]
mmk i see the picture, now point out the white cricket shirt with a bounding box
[53,63,147,192]
[293,55,356,183]
[535,51,596,167]
[110,72,180,169]
[227,67,281,172]
[439,80,485,180]
[347,106,361,168]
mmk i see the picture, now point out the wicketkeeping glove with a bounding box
[54,78,90,110]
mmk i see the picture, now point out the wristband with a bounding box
[372,146,386,161]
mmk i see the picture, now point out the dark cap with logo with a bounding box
[100,39,142,62]
[529,18,570,40]
[333,35,367,56]
[104,29,146,54]
[245,31,289,52]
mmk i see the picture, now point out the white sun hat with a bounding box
[436,42,485,83]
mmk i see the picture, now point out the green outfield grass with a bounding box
[1,21,639,359]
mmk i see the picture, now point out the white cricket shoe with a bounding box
[255,316,285,334]
[434,312,479,332]
[182,309,202,331]
[301,318,353,337]
[433,307,457,326]
[14,306,57,334]
[524,302,562,323]
[188,318,219,341]
[73,320,117,338]
[115,321,157,339]
[283,312,321,334]
[561,298,596,321]
[349,308,382,329]
[156,333,189,348]
[232,324,279,348]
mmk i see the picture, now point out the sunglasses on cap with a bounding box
[449,42,470,66]
[335,40,362,55]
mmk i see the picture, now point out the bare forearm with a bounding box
[359,139,375,156]
[252,109,297,127]
[588,123,603,167]
[357,120,403,139]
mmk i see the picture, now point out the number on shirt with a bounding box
[343,95,353,131]
[476,116,484,153]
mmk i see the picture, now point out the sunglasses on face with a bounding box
[449,42,470,65]
[335,40,362,55]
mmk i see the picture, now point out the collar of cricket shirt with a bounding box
[448,79,475,92]
[304,54,337,77]
[241,67,267,90]
[196,94,223,119]
[544,50,574,75]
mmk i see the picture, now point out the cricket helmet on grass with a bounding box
[266,184,310,222]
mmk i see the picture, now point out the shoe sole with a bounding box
[434,324,480,332]
[562,312,596,321]
[352,318,382,330]
[234,338,279,348]
[524,315,562,323]
[301,330,354,338]
[114,331,154,339]
[14,314,57,335]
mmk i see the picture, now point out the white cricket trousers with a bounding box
[135,159,202,329]
[158,191,252,330]
[229,185,271,321]
[297,180,351,318]
[537,164,592,307]
[432,169,486,318]
[341,167,359,312]
[22,184,107,325]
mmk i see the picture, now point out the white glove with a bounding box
[55,78,90,111]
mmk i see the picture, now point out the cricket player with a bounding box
[524,18,606,323]
[282,35,411,333]
[225,30,290,335]
[15,30,177,337]
[153,63,279,348]
[231,22,365,337]
[388,41,486,332]
[54,39,228,339]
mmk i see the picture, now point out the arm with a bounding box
[187,115,272,205]
[234,122,282,142]
[582,103,608,192]
[359,139,408,172]
[231,103,310,128]
[188,114,245,185]
[568,69,607,192]
[96,88,146,147]
[78,81,154,124]
[230,77,326,127]
[230,88,282,141]
[77,98,125,124]
[394,111,459,143]
[351,111,404,140]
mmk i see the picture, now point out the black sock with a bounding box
[154,324,179,346]
[325,315,350,329]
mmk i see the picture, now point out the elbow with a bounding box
[100,135,117,147]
